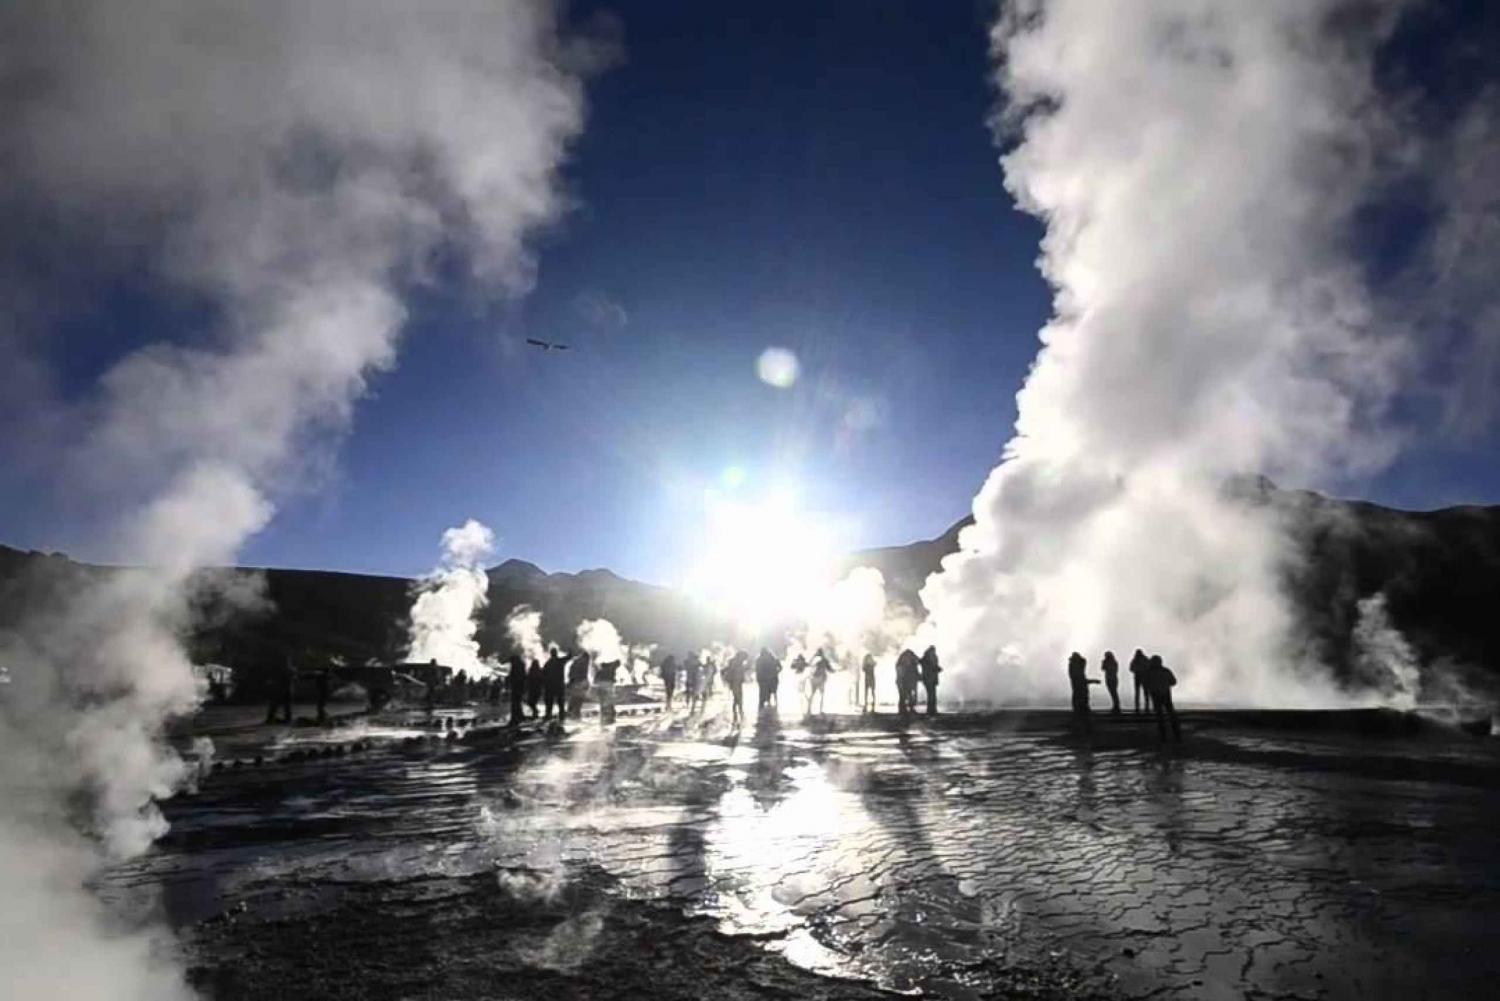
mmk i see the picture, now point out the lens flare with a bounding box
[756,347,800,388]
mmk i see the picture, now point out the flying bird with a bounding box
[526,338,571,352]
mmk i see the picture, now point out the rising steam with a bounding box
[1,1,594,996]
[505,604,547,663]
[576,618,625,666]
[407,520,497,674]
[919,0,1418,706]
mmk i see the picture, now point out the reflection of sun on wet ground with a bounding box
[111,708,1500,1000]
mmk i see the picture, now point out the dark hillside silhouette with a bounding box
[3,481,1498,699]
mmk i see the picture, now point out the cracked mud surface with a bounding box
[111,705,1500,999]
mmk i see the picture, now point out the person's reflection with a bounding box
[1070,743,1098,825]
[745,711,788,808]
[1147,757,1186,856]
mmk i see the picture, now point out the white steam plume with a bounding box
[1350,594,1420,711]
[576,618,625,666]
[919,0,1415,707]
[1,1,595,996]
[407,520,497,675]
[790,567,913,665]
[505,605,547,663]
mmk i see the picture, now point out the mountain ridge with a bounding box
[3,486,1498,699]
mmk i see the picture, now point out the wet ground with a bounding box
[108,697,1500,1000]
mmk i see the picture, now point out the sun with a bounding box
[684,489,840,630]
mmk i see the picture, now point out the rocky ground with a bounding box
[110,698,1500,1000]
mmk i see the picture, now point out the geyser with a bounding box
[919,0,1426,707]
[0,1,597,996]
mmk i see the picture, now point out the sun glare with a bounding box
[685,489,840,629]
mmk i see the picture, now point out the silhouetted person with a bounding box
[895,649,919,715]
[526,659,543,717]
[725,651,749,725]
[1068,652,1099,735]
[660,654,679,709]
[508,655,527,725]
[809,649,834,715]
[755,648,781,709]
[595,658,619,725]
[861,653,877,711]
[684,654,704,715]
[1145,655,1181,744]
[1129,649,1152,713]
[1101,651,1121,714]
[567,652,592,719]
[542,648,567,720]
[315,665,332,725]
[265,656,296,724]
[919,646,942,715]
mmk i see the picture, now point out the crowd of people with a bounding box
[492,644,954,727]
[1066,648,1181,743]
[265,641,1184,746]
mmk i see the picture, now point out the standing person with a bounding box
[683,653,703,715]
[660,654,679,710]
[1145,655,1182,744]
[895,649,919,715]
[724,650,749,726]
[809,649,834,715]
[861,653,877,712]
[1129,649,1152,713]
[526,658,543,718]
[315,664,332,725]
[567,652,592,720]
[1101,651,1122,714]
[542,647,567,720]
[755,648,781,710]
[1067,652,1099,735]
[919,646,942,716]
[508,654,527,726]
[703,655,718,699]
[595,658,620,725]
[265,656,296,725]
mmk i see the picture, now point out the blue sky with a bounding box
[3,0,1498,583]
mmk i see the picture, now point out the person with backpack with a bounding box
[895,649,920,715]
[1145,655,1182,744]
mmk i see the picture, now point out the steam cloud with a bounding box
[505,605,548,664]
[919,0,1425,706]
[407,520,497,674]
[576,618,625,666]
[1,1,594,996]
